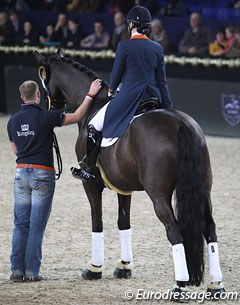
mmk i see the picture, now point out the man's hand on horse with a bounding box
[63,79,102,126]
[88,79,102,97]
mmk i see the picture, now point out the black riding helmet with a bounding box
[127,5,151,27]
[126,6,151,36]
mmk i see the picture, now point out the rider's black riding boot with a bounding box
[72,125,102,181]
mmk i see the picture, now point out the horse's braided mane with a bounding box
[59,56,108,87]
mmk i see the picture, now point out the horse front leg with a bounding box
[82,179,105,280]
[114,194,134,279]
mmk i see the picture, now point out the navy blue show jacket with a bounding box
[102,35,172,138]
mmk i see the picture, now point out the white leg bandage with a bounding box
[172,244,189,282]
[208,242,222,282]
[91,232,104,266]
[119,228,133,262]
[89,102,110,132]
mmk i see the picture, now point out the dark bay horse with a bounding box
[34,50,224,300]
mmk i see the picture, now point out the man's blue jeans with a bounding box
[11,167,55,277]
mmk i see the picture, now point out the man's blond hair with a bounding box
[19,80,39,101]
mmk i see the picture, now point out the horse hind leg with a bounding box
[146,190,190,301]
[204,198,225,299]
[81,180,105,280]
[113,194,134,279]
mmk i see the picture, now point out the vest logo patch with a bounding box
[17,124,35,137]
[21,124,29,131]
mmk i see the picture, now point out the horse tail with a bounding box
[176,123,209,286]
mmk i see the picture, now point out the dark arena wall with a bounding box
[1,51,239,137]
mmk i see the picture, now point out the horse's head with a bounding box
[34,49,68,111]
[34,49,109,113]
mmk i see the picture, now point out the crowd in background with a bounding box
[0,0,240,58]
[178,13,240,58]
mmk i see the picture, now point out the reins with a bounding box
[93,94,113,105]
[38,65,63,180]
[37,61,111,180]
[53,132,62,180]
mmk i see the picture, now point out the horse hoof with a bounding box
[113,268,132,279]
[113,260,134,279]
[207,288,226,300]
[81,261,103,280]
[81,268,102,280]
[171,287,189,303]
[207,282,225,300]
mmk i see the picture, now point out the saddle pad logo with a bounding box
[221,94,240,126]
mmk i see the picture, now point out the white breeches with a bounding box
[89,102,110,132]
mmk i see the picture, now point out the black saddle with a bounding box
[88,96,163,124]
[135,97,163,115]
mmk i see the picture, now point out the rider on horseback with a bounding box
[78,5,172,181]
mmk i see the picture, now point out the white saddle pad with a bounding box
[101,113,144,147]
[101,137,118,147]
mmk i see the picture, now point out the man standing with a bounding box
[7,79,101,282]
[80,19,110,49]
[54,13,68,43]
[111,12,129,50]
[178,13,212,56]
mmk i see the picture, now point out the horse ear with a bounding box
[57,49,64,59]
[34,51,48,65]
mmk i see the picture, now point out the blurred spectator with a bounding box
[15,0,44,10]
[67,0,85,12]
[41,0,55,10]
[39,24,59,46]
[14,0,28,10]
[150,19,169,52]
[220,26,236,56]
[41,0,67,11]
[0,12,15,45]
[161,0,189,16]
[67,0,102,12]
[226,26,236,42]
[0,29,6,46]
[109,0,135,15]
[0,0,18,10]
[134,0,159,15]
[9,9,23,44]
[233,0,240,8]
[19,21,38,45]
[111,12,128,50]
[0,1,8,10]
[209,28,228,56]
[178,13,212,56]
[225,27,240,58]
[80,19,110,49]
[65,19,84,49]
[9,10,21,33]
[54,13,68,42]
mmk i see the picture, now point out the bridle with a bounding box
[38,64,67,111]
[38,64,63,180]
[38,64,111,108]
